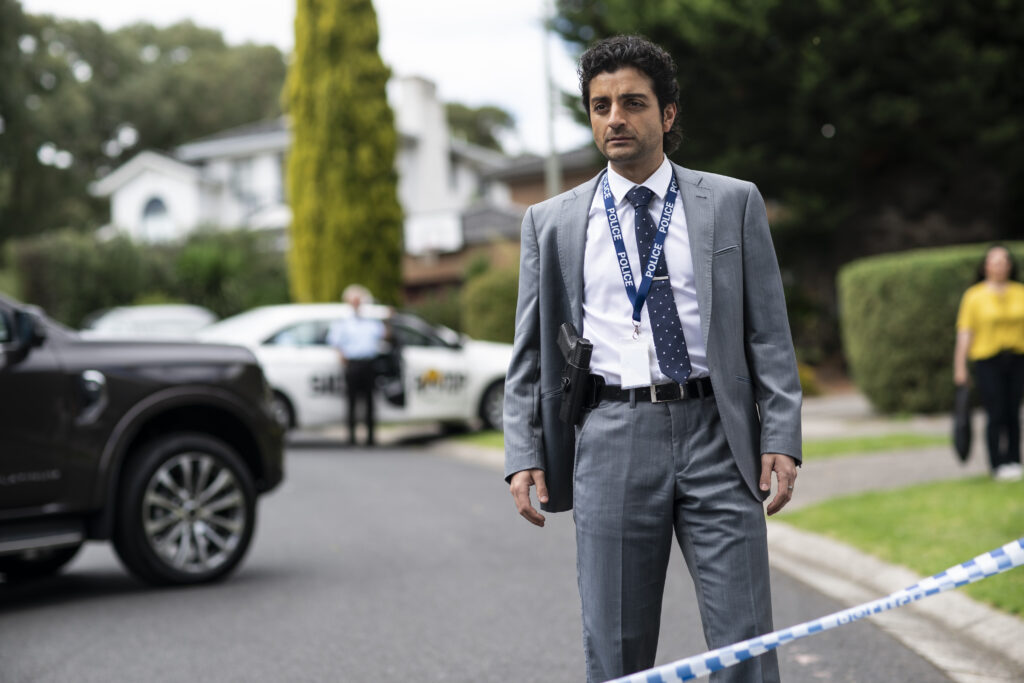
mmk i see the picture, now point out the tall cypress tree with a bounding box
[285,0,403,304]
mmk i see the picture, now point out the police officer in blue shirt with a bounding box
[326,285,388,446]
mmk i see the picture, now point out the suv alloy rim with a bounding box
[142,453,248,574]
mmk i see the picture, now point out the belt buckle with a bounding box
[649,384,681,403]
[647,382,688,403]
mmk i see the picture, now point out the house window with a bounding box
[277,152,287,202]
[231,158,255,201]
[140,196,174,242]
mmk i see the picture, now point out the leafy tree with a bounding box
[285,0,403,305]
[0,0,83,243]
[0,7,287,242]
[445,102,516,152]
[554,0,1024,357]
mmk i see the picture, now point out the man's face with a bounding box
[587,67,676,178]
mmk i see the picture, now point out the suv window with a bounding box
[0,312,10,344]
[264,321,333,346]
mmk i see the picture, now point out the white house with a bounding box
[90,76,515,255]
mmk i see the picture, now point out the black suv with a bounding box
[0,294,284,585]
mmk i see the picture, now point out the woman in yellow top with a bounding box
[954,245,1024,481]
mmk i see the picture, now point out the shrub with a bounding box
[175,229,289,318]
[460,266,518,343]
[837,242,1024,414]
[8,229,289,326]
[404,288,462,332]
[10,230,156,326]
[797,362,821,397]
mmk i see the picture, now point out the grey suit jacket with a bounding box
[503,162,802,512]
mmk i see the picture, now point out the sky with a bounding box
[19,0,594,156]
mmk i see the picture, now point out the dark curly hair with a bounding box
[578,35,682,154]
[975,243,1020,282]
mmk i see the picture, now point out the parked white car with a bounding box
[196,304,511,432]
[81,304,218,340]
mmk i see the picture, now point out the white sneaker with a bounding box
[994,463,1023,481]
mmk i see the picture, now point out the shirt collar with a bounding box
[605,156,673,204]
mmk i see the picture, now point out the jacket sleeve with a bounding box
[741,183,803,462]
[503,206,545,481]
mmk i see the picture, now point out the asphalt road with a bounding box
[0,443,951,682]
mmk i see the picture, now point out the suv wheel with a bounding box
[114,433,256,585]
[0,544,82,581]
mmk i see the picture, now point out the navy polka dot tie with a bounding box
[626,185,692,384]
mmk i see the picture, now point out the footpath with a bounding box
[435,392,1024,683]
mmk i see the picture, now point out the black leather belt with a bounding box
[600,377,713,403]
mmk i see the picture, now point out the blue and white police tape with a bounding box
[608,536,1024,683]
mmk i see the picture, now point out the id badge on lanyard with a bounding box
[602,172,679,389]
[618,333,652,389]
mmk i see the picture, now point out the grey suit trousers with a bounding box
[573,394,778,683]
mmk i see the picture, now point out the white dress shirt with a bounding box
[582,156,708,385]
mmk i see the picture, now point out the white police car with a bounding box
[196,304,511,432]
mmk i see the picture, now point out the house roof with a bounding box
[89,150,199,197]
[180,118,288,145]
[176,117,290,162]
[449,138,511,174]
[486,145,602,182]
[461,202,525,245]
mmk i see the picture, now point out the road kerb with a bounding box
[767,522,1024,682]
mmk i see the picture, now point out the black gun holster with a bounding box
[557,322,603,426]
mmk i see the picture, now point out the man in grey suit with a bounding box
[504,35,802,682]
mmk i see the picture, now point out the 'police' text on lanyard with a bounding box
[602,172,680,338]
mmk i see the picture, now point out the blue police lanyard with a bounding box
[602,172,680,338]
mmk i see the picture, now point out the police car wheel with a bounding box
[269,392,294,430]
[479,380,505,431]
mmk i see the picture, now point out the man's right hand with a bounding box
[510,469,548,527]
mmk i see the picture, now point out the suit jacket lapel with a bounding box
[558,173,602,331]
[673,163,714,349]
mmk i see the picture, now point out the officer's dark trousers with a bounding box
[345,359,377,446]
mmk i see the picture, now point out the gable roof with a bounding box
[89,151,199,197]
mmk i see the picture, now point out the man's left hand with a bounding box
[760,453,798,516]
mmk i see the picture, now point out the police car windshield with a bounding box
[392,314,456,348]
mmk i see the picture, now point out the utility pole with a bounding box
[542,0,562,199]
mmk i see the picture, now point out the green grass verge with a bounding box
[779,476,1024,616]
[455,431,950,460]
[0,269,19,298]
[454,430,505,449]
[802,433,949,460]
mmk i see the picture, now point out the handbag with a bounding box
[953,385,972,463]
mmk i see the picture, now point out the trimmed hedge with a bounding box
[460,265,518,343]
[405,287,462,333]
[838,242,1024,414]
[8,229,289,327]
